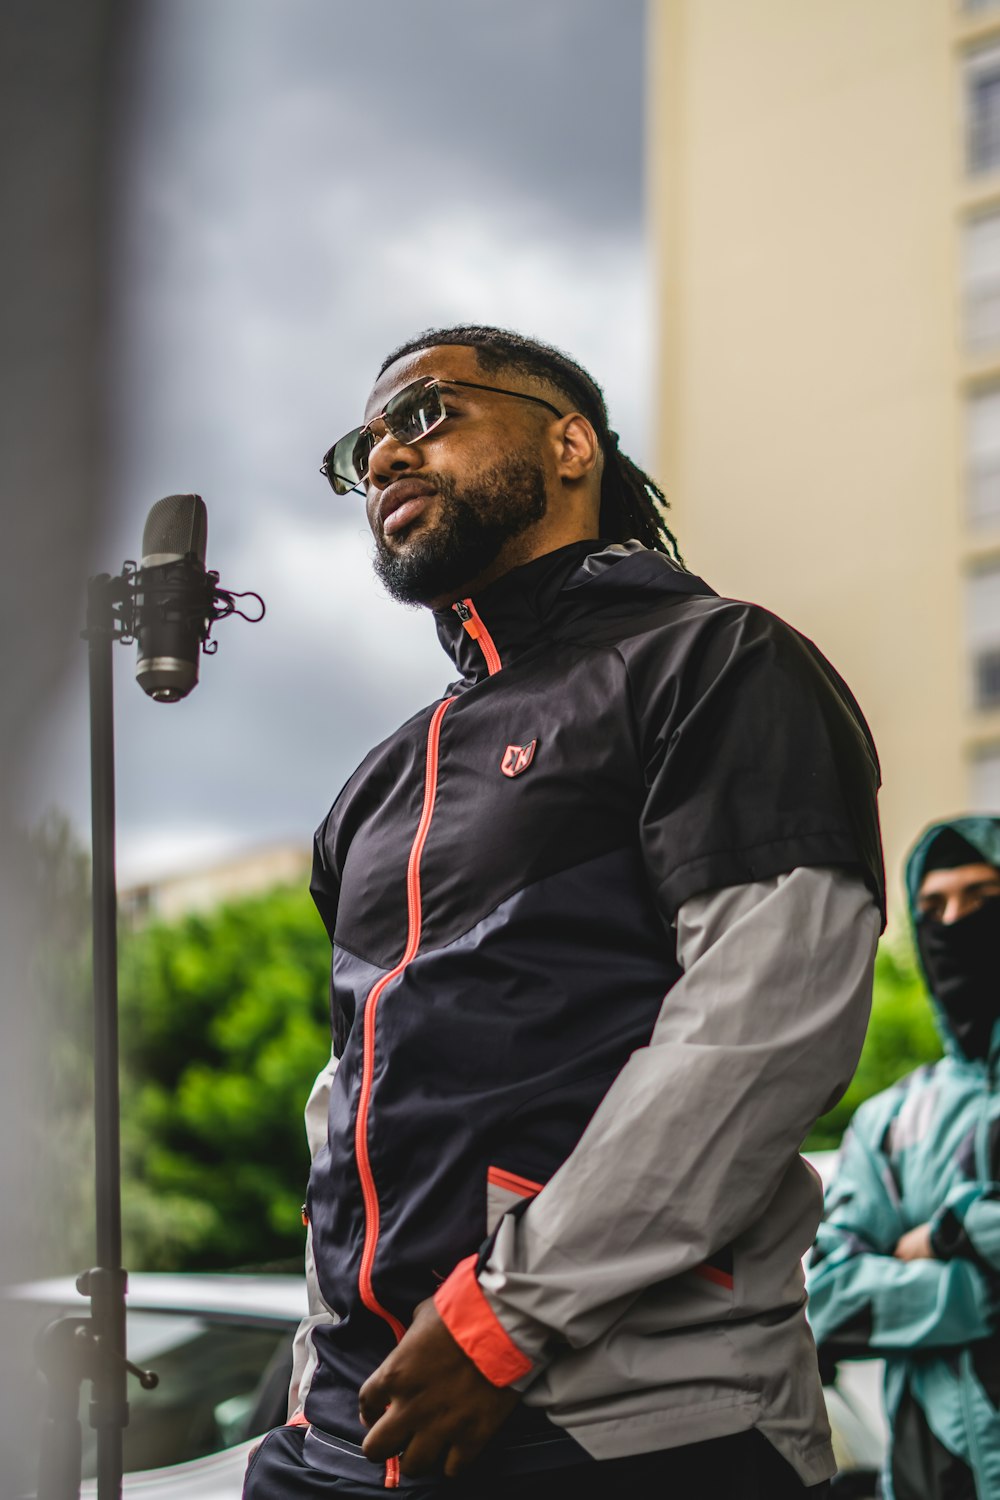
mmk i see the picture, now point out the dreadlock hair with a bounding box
[376,325,685,566]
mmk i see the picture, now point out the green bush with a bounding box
[118,884,331,1271]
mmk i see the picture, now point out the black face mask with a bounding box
[916,898,1000,1062]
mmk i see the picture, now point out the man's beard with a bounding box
[372,455,548,606]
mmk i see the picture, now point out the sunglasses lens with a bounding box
[322,428,371,494]
[385,380,444,440]
[322,381,446,494]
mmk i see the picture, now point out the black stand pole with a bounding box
[86,573,128,1498]
[36,575,156,1500]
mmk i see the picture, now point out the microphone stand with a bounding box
[34,563,263,1500]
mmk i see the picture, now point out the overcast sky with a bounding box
[28,0,650,882]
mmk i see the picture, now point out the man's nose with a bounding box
[367,429,423,488]
[942,894,971,925]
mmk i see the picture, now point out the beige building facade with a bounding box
[120,841,312,926]
[648,0,1000,909]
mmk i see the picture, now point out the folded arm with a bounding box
[807,1113,997,1356]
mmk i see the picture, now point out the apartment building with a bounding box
[649,0,1000,904]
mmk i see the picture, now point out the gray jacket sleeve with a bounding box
[287,1047,340,1419]
[476,866,879,1368]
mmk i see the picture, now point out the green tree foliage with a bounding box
[805,937,943,1151]
[118,884,330,1271]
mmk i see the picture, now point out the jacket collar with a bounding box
[433,539,710,684]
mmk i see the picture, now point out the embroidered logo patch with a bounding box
[500,740,537,778]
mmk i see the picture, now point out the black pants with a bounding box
[243,1424,831,1498]
[891,1384,977,1500]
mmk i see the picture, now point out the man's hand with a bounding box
[358,1298,520,1479]
[894,1223,935,1261]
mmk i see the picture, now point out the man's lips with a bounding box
[378,481,436,537]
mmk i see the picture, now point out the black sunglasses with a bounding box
[320,377,564,495]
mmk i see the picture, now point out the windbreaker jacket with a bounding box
[294,540,885,1488]
[807,817,1000,1499]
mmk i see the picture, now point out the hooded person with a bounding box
[806,816,1000,1500]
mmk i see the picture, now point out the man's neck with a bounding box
[422,530,602,611]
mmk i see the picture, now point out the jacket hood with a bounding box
[905,816,1000,910]
[433,539,712,682]
[905,815,1000,1062]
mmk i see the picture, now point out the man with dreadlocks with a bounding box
[244,328,885,1499]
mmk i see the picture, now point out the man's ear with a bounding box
[553,413,600,483]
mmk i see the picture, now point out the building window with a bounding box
[964,213,1000,349]
[967,389,1000,527]
[966,561,1000,709]
[967,47,1000,175]
[976,647,1000,706]
[971,743,1000,810]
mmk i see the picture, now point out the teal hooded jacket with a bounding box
[807,817,1000,1498]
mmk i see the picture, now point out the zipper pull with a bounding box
[453,599,481,638]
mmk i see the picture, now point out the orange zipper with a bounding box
[353,696,453,1489]
[454,598,502,675]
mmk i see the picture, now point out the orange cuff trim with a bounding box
[287,1411,310,1428]
[434,1254,533,1387]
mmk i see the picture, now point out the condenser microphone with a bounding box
[135,493,215,702]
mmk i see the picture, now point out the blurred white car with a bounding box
[4,1273,306,1500]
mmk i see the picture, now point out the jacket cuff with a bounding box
[929,1207,963,1261]
[930,1193,998,1277]
[434,1255,534,1387]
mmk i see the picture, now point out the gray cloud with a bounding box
[125,0,645,234]
[28,0,651,881]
